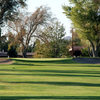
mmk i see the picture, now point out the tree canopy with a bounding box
[63,0,100,57]
[8,6,50,57]
[34,21,69,58]
[0,0,26,26]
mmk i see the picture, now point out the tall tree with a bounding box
[8,6,49,57]
[0,0,26,26]
[0,29,8,52]
[7,32,18,57]
[63,0,100,57]
[34,21,69,58]
[0,0,26,51]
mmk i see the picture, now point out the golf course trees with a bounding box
[63,0,100,57]
[0,29,8,52]
[8,6,49,58]
[0,0,26,25]
[34,21,69,58]
[0,0,27,51]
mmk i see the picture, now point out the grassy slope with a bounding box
[0,58,100,100]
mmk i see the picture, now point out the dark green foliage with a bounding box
[81,48,89,57]
[7,32,18,57]
[48,40,70,58]
[0,28,8,52]
[34,39,70,58]
[0,96,100,100]
[0,41,8,52]
[0,0,27,25]
[73,38,81,46]
[8,45,17,57]
[98,48,100,57]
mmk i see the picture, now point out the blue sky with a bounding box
[27,0,72,36]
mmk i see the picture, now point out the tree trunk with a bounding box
[0,28,1,51]
[22,46,27,58]
[90,41,99,57]
[91,44,95,57]
[22,51,27,58]
[95,45,99,57]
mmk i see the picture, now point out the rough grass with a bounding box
[0,58,100,100]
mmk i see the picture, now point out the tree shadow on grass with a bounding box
[4,81,100,87]
[11,59,100,68]
[0,73,100,78]
[12,63,34,66]
[0,69,100,75]
[73,64,100,67]
[12,63,100,68]
[0,96,100,100]
[12,62,45,66]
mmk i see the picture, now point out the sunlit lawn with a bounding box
[0,58,100,100]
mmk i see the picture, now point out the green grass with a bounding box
[0,58,100,100]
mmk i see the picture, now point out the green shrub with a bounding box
[8,45,17,57]
[81,48,89,57]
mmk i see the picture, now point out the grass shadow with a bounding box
[0,96,100,100]
[12,58,75,64]
[0,69,100,75]
[12,62,44,66]
[3,81,100,87]
[0,73,100,78]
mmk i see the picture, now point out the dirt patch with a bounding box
[73,58,100,64]
[0,58,13,64]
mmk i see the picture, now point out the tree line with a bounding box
[0,1,70,58]
[0,0,100,58]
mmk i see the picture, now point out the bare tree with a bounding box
[8,6,49,57]
[35,21,66,44]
